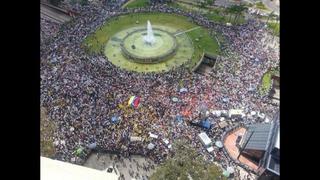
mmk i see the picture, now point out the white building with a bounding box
[41,156,119,180]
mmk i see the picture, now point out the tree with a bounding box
[150,139,226,180]
[227,4,247,24]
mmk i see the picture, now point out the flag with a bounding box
[128,96,140,108]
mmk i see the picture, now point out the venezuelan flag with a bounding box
[128,96,140,108]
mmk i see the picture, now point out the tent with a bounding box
[179,88,188,93]
[215,141,223,148]
[250,111,257,116]
[149,132,158,139]
[207,146,214,153]
[199,119,212,129]
[128,96,140,108]
[147,143,155,150]
[223,170,230,177]
[176,115,183,123]
[88,142,97,150]
[130,136,143,142]
[163,139,169,145]
[198,132,212,147]
[111,116,119,124]
[172,97,179,102]
[227,167,235,174]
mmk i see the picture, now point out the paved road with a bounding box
[41,4,71,23]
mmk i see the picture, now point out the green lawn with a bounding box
[186,27,219,66]
[123,0,150,9]
[83,12,220,70]
[267,22,280,36]
[259,70,278,96]
[259,72,272,96]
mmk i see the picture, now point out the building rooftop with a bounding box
[41,157,119,180]
[240,123,273,151]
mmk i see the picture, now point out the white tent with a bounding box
[228,109,245,118]
[130,136,143,142]
[227,166,234,174]
[215,141,223,148]
[163,139,169,144]
[207,146,214,153]
[147,143,155,150]
[88,142,97,149]
[198,132,212,147]
[149,132,158,139]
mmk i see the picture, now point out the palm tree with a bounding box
[226,6,235,23]
[233,4,247,24]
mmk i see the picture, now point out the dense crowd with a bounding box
[40,18,60,44]
[40,2,279,178]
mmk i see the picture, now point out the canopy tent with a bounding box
[198,132,212,146]
[211,110,222,117]
[147,143,155,150]
[88,142,97,150]
[172,97,179,102]
[199,119,212,129]
[228,109,245,118]
[163,139,169,145]
[179,87,188,93]
[227,166,235,174]
[111,116,120,124]
[130,136,143,142]
[215,141,223,148]
[223,170,230,177]
[128,96,140,108]
[207,146,214,153]
[250,111,257,116]
[175,115,183,123]
[149,132,158,139]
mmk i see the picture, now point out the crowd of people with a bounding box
[40,18,60,44]
[41,2,279,179]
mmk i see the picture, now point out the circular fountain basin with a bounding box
[105,25,194,73]
[121,28,178,64]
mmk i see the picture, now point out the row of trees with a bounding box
[226,4,247,24]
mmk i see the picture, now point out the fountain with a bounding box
[143,20,155,45]
[119,21,179,64]
[107,18,194,68]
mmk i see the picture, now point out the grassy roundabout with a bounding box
[83,13,220,72]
